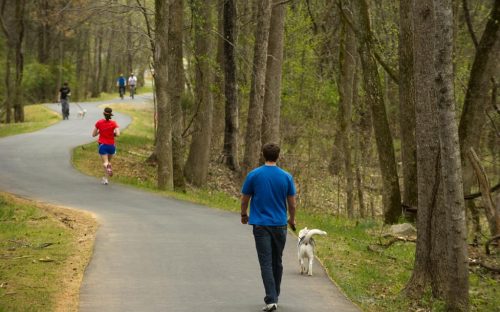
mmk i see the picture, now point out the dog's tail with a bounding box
[301,229,327,244]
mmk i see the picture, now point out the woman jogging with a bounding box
[92,107,120,185]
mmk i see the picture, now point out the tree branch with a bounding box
[336,0,399,84]
[463,0,479,48]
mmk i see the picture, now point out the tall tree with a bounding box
[434,0,469,309]
[406,0,448,300]
[184,0,215,186]
[352,0,401,224]
[399,0,418,213]
[222,0,240,171]
[242,0,272,176]
[155,0,174,190]
[168,0,186,191]
[261,0,286,146]
[332,0,356,217]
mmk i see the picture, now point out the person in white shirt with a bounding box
[128,73,137,99]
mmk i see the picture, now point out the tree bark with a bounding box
[261,0,285,146]
[184,0,215,186]
[332,1,356,218]
[434,1,469,309]
[168,0,186,191]
[155,0,174,190]
[222,0,240,171]
[352,0,401,224]
[399,0,418,213]
[406,0,447,301]
[242,0,272,177]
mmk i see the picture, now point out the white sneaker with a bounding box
[262,303,277,311]
[101,177,109,185]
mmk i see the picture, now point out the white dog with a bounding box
[77,109,87,119]
[297,227,327,276]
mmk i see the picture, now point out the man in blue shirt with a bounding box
[241,143,297,312]
[116,74,126,99]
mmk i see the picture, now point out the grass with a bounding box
[0,193,97,312]
[0,105,59,138]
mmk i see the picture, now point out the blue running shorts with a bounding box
[98,144,116,155]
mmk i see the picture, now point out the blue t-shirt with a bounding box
[241,165,296,226]
[117,77,126,87]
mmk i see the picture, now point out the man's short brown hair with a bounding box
[262,143,280,162]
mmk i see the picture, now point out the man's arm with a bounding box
[287,195,296,230]
[240,194,250,224]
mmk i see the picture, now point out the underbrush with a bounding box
[71,102,500,311]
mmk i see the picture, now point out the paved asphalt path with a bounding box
[0,96,360,312]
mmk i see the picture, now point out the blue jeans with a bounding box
[253,225,287,304]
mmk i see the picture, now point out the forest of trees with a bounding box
[0,0,499,310]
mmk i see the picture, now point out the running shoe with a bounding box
[262,303,277,311]
[101,177,109,185]
[106,164,113,177]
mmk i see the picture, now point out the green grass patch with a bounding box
[0,105,59,138]
[71,102,500,312]
[0,193,86,312]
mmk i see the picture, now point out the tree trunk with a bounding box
[458,0,500,237]
[399,0,418,213]
[261,0,285,146]
[155,0,174,190]
[406,0,447,301]
[352,0,401,224]
[168,0,186,191]
[434,1,469,309]
[242,0,272,177]
[184,0,215,186]
[222,0,240,171]
[333,2,356,218]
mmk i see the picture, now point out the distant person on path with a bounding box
[92,107,120,185]
[128,73,137,99]
[240,143,297,312]
[59,82,71,120]
[117,73,126,99]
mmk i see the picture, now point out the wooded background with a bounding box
[0,0,499,310]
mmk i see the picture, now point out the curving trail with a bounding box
[0,96,360,312]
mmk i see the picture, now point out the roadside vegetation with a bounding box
[0,192,97,312]
[73,103,500,312]
[0,105,59,138]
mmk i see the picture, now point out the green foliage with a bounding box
[22,61,76,103]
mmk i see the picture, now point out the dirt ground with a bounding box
[31,199,98,312]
